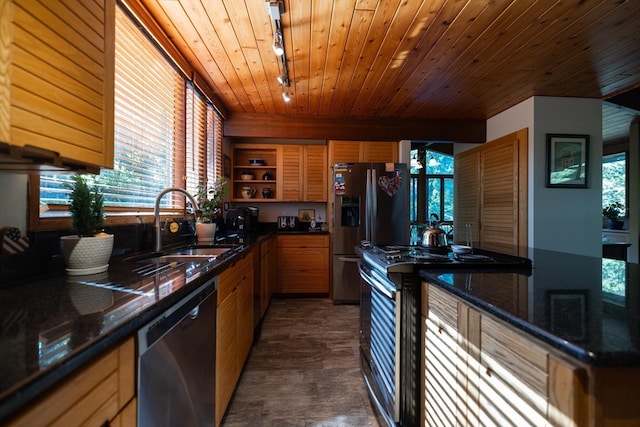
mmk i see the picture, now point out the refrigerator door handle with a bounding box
[366,168,372,242]
[338,256,360,262]
[370,167,377,244]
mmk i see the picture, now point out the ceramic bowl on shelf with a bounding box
[249,158,266,166]
[240,173,254,180]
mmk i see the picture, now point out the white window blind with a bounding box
[39,4,221,215]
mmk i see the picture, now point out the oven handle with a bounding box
[358,262,396,299]
[338,256,360,263]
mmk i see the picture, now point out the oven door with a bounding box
[359,261,400,426]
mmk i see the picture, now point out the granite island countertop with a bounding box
[419,247,640,366]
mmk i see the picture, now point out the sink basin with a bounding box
[126,244,239,265]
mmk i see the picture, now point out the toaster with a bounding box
[277,216,298,230]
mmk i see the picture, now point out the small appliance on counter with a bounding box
[277,216,298,230]
[226,206,260,234]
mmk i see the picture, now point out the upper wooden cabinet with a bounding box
[0,0,115,172]
[280,144,328,202]
[231,143,327,202]
[329,140,399,164]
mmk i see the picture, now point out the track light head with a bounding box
[282,86,291,102]
[272,31,284,56]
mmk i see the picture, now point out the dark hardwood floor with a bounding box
[220,298,381,426]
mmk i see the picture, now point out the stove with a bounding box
[357,243,531,426]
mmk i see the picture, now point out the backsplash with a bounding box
[0,220,195,287]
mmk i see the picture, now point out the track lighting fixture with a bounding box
[282,86,291,102]
[266,1,291,103]
[272,30,284,56]
[428,156,438,167]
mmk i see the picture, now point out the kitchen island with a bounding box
[419,247,640,426]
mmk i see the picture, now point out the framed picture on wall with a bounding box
[545,133,589,188]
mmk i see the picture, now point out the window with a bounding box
[602,152,626,215]
[36,4,222,225]
[410,149,454,224]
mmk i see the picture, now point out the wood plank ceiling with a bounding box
[136,0,640,142]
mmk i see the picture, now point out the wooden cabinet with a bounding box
[454,129,528,255]
[328,140,399,163]
[420,282,640,427]
[231,144,279,201]
[280,145,328,201]
[0,0,115,171]
[231,143,327,202]
[253,236,277,327]
[6,337,135,426]
[216,252,254,426]
[277,234,329,294]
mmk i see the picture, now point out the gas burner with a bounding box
[409,253,451,262]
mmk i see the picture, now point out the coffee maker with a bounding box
[226,207,260,234]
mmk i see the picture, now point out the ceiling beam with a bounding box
[224,113,485,143]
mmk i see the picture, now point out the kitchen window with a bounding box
[602,152,626,216]
[409,149,454,224]
[32,3,222,228]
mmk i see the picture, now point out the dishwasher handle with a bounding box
[138,277,217,354]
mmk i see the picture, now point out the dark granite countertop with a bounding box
[0,232,270,421]
[419,247,640,367]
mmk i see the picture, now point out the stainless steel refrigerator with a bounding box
[332,162,410,303]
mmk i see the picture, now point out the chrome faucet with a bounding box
[154,187,199,252]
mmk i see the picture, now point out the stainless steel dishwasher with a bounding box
[138,277,217,427]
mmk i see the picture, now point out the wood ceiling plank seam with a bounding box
[209,0,265,113]
[307,0,334,115]
[144,0,242,112]
[349,0,427,116]
[286,0,312,114]
[328,8,374,116]
[366,0,469,116]
[398,0,524,118]
[222,0,271,114]
[317,0,358,115]
[504,1,640,100]
[243,0,286,115]
[339,0,406,115]
[429,0,623,118]
[412,0,576,118]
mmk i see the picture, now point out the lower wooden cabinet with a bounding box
[422,283,607,427]
[277,234,329,294]
[215,252,254,427]
[6,337,135,427]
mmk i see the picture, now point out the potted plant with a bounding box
[602,201,625,230]
[60,174,114,274]
[194,176,228,242]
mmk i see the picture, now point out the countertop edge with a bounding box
[0,233,271,422]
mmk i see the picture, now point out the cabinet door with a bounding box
[2,0,115,170]
[478,314,548,426]
[216,291,238,427]
[281,145,303,200]
[303,145,328,201]
[362,141,398,162]
[237,267,254,368]
[7,338,134,426]
[424,315,458,426]
[329,140,361,163]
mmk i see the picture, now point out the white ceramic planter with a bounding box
[60,234,114,275]
[196,222,217,243]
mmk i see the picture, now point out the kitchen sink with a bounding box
[125,244,240,265]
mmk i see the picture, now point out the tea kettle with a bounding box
[421,225,447,247]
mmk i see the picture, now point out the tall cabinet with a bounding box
[454,129,528,255]
[0,0,115,171]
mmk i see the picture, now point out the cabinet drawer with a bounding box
[279,270,329,293]
[218,253,252,303]
[277,234,328,248]
[277,247,328,270]
[481,314,548,397]
[427,284,458,330]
